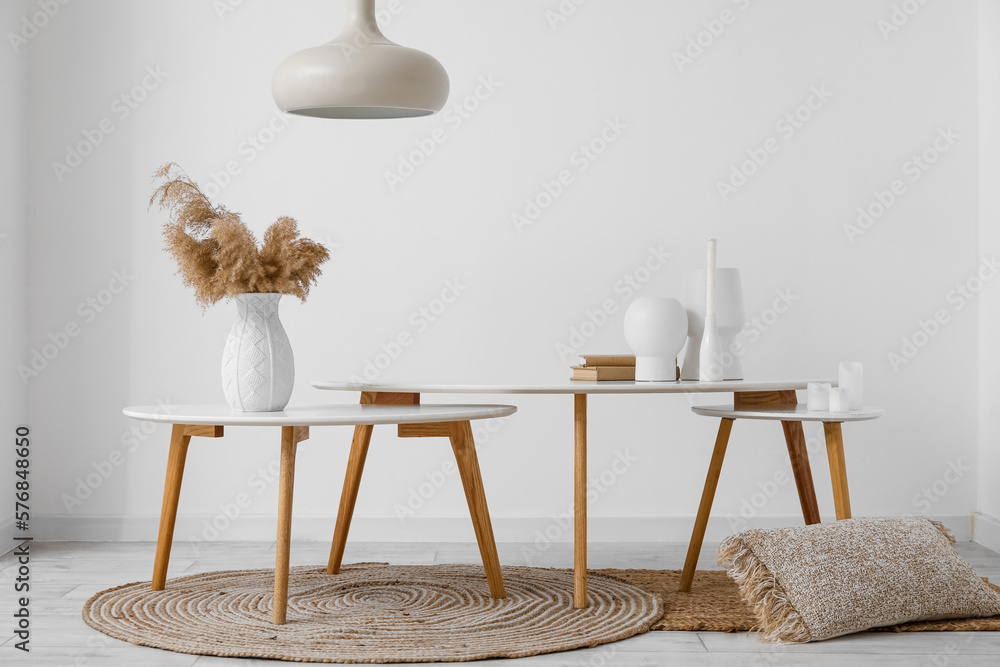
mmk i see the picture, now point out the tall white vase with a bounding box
[221,293,294,412]
[681,268,746,381]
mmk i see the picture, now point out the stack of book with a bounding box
[571,355,636,381]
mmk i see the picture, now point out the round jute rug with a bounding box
[83,563,662,663]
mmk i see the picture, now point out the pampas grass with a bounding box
[150,163,329,307]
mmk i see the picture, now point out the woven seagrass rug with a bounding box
[82,563,662,664]
[83,564,1000,663]
[606,568,1000,633]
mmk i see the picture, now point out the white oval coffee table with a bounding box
[681,403,884,592]
[311,380,833,608]
[124,403,517,625]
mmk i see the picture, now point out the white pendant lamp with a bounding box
[272,0,449,119]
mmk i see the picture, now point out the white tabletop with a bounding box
[123,404,517,427]
[311,379,831,395]
[692,404,883,422]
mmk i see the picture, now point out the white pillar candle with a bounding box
[838,362,863,410]
[705,239,717,318]
[807,382,831,411]
[829,387,850,413]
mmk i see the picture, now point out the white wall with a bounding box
[23,1,986,549]
[978,0,1000,546]
[1,0,28,553]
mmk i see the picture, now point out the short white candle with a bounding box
[705,239,717,318]
[838,362,863,410]
[807,382,831,411]
[829,387,850,413]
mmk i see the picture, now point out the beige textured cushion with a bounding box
[718,517,1000,643]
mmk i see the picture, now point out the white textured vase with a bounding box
[221,293,294,412]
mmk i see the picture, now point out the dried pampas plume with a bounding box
[150,163,329,307]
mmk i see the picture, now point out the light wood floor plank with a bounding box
[0,646,199,666]
[699,630,1000,655]
[9,540,998,666]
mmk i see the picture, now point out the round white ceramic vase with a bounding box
[221,293,294,412]
[624,297,689,381]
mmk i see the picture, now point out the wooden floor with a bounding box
[2,540,1000,666]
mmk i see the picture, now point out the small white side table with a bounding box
[681,402,884,592]
[123,403,517,624]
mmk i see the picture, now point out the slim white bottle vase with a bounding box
[699,239,724,382]
[699,315,724,382]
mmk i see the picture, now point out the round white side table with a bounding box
[124,403,517,624]
[681,403,884,592]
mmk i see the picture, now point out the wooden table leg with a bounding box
[327,391,419,574]
[781,420,821,525]
[823,422,852,520]
[274,426,308,625]
[450,420,505,599]
[679,418,734,592]
[574,393,587,609]
[326,423,373,575]
[152,424,191,591]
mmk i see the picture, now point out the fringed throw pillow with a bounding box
[718,517,1000,643]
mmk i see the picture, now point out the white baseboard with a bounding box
[0,517,15,555]
[973,512,1000,553]
[33,513,973,544]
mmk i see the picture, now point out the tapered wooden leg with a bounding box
[781,420,821,525]
[824,422,852,520]
[326,423,374,574]
[326,391,417,573]
[449,420,505,599]
[274,426,308,625]
[574,393,588,609]
[152,424,192,591]
[679,418,734,593]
